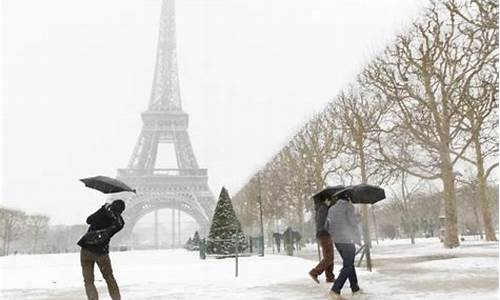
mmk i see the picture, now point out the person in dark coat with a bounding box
[325,190,362,300]
[309,185,345,284]
[309,196,336,283]
[283,227,297,256]
[273,232,282,253]
[78,200,125,300]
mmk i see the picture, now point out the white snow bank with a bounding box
[0,238,497,300]
[0,249,314,290]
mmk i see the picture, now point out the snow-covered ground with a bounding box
[0,237,497,299]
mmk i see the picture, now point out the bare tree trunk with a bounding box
[401,178,415,245]
[471,193,483,239]
[371,207,379,245]
[5,235,10,256]
[3,225,10,256]
[473,135,498,241]
[361,204,372,265]
[409,221,416,245]
[2,237,7,256]
[441,157,460,248]
[468,181,484,239]
[33,228,40,254]
[359,149,372,271]
[297,197,305,247]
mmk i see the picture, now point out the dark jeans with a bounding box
[331,243,359,294]
[80,248,121,300]
[310,235,335,280]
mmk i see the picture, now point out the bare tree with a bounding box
[361,0,497,248]
[376,183,444,241]
[46,224,87,253]
[391,172,425,244]
[234,112,346,242]
[277,144,310,235]
[26,214,50,254]
[233,0,498,251]
[449,0,499,241]
[292,113,345,191]
[376,200,404,239]
[459,99,498,241]
[455,171,486,238]
[328,85,393,270]
[233,145,301,235]
[288,115,345,239]
[0,208,27,255]
[446,0,499,33]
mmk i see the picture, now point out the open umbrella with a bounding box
[312,185,345,203]
[333,184,385,204]
[80,176,136,194]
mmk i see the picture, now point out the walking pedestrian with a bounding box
[283,227,295,256]
[273,232,282,253]
[325,190,363,300]
[309,195,335,284]
[77,200,125,300]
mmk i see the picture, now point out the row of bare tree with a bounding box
[0,207,88,256]
[375,182,498,243]
[0,207,50,255]
[232,0,498,248]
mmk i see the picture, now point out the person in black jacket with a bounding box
[309,196,336,283]
[309,185,345,284]
[78,200,125,300]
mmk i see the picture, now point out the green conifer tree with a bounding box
[184,237,193,250]
[192,231,200,246]
[207,187,248,254]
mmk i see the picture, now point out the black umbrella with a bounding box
[333,184,385,204]
[80,176,136,194]
[312,185,345,203]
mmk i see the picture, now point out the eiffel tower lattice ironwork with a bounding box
[115,0,215,245]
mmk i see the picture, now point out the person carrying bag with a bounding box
[77,200,125,300]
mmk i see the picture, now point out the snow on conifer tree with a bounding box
[207,187,248,255]
[184,237,193,250]
[192,231,200,246]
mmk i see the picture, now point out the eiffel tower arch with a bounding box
[115,0,215,246]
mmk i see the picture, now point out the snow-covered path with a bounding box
[1,238,497,299]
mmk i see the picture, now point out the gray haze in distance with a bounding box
[2,0,424,224]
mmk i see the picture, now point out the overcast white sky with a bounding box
[2,0,425,225]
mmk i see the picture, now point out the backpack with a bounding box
[79,229,110,246]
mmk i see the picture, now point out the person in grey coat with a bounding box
[325,190,362,300]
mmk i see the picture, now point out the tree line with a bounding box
[232,0,498,248]
[374,182,498,242]
[0,207,87,256]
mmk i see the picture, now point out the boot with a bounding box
[329,291,346,300]
[308,270,320,284]
[352,288,366,296]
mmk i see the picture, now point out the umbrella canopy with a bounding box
[333,184,385,204]
[80,176,136,194]
[312,185,345,203]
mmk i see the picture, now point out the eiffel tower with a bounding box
[115,0,215,247]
